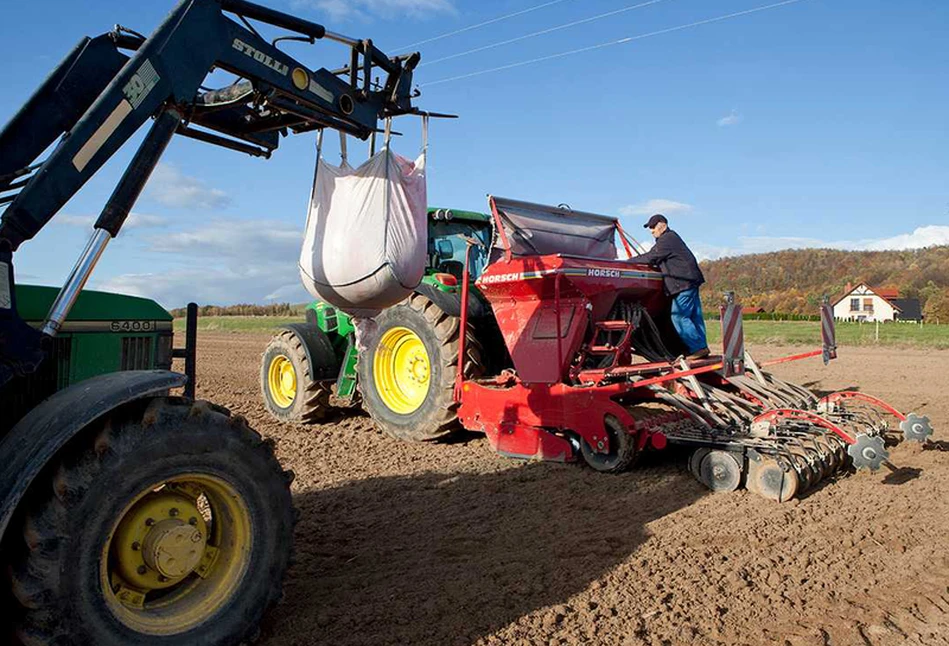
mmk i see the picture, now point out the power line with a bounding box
[397,0,577,51]
[421,0,808,87]
[421,0,671,68]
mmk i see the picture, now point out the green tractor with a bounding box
[1,0,429,642]
[2,286,294,645]
[261,207,501,440]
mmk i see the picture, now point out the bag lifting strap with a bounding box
[306,129,325,214]
[421,114,429,159]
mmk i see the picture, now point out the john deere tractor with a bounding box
[1,0,424,643]
[2,286,295,645]
[261,207,502,440]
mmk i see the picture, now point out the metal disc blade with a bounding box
[698,450,743,492]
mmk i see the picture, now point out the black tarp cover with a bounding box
[490,196,619,261]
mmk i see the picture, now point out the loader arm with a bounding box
[0,0,422,383]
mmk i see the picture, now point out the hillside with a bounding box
[700,246,949,316]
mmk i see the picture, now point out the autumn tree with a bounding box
[923,289,949,324]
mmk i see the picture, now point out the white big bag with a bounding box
[299,118,428,318]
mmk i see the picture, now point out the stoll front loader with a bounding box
[263,197,934,502]
[0,1,422,643]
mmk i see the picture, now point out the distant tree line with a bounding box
[704,312,821,322]
[170,303,303,317]
[700,245,949,319]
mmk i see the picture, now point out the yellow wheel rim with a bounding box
[373,326,431,415]
[102,474,253,636]
[267,354,297,408]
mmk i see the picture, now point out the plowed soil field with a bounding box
[193,332,949,646]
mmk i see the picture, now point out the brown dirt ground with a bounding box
[192,332,949,646]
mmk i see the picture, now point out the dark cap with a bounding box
[643,214,668,229]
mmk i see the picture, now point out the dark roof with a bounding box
[890,298,922,320]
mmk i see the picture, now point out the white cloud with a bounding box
[97,219,309,308]
[145,163,230,210]
[693,225,949,261]
[150,221,297,256]
[57,212,168,230]
[859,225,949,251]
[717,110,743,127]
[98,268,310,309]
[619,199,693,217]
[296,0,454,21]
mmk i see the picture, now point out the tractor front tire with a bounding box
[262,329,332,424]
[358,293,483,442]
[6,397,294,646]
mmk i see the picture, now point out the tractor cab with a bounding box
[427,207,494,282]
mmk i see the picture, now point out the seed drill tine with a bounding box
[679,357,710,406]
[677,358,729,426]
[744,351,768,386]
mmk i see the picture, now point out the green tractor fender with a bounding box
[0,369,186,540]
[279,322,339,381]
[414,280,488,319]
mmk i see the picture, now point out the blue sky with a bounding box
[2,0,947,307]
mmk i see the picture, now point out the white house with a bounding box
[832,283,902,322]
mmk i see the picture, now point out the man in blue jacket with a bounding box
[628,214,710,359]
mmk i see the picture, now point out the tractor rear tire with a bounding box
[262,329,332,424]
[358,293,483,442]
[5,397,294,646]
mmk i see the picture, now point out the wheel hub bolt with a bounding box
[137,565,147,575]
[169,508,179,517]
[189,517,198,526]
[145,518,155,526]
[131,541,141,551]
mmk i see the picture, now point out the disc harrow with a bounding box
[658,361,927,501]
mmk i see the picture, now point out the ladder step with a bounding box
[596,321,630,331]
[589,345,617,354]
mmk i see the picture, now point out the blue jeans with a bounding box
[671,286,708,354]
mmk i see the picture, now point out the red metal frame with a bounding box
[759,350,823,367]
[819,391,906,421]
[457,378,681,461]
[576,357,722,385]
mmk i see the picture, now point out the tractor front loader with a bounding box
[0,1,422,643]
